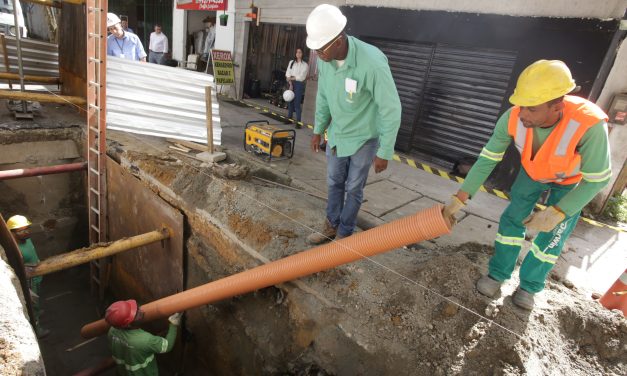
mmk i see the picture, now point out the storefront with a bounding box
[108,0,173,54]
[243,23,308,100]
[172,0,231,72]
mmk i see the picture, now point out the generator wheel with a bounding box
[271,144,283,157]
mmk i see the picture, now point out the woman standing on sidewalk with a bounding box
[285,48,308,127]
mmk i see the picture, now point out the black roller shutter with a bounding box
[412,45,517,163]
[365,38,433,152]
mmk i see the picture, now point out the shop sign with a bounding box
[176,0,227,11]
[211,49,235,85]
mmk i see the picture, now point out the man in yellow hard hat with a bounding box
[443,60,611,310]
[7,214,49,337]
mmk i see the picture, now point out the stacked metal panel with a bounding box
[106,56,221,145]
[0,36,59,77]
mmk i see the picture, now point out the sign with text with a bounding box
[176,0,227,11]
[211,49,235,85]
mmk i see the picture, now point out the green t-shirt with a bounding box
[108,324,177,376]
[460,107,611,217]
[18,238,39,265]
[314,36,402,160]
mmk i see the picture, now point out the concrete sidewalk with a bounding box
[217,98,626,296]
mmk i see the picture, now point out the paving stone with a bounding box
[361,180,422,217]
[381,197,466,222]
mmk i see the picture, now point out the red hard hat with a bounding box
[105,300,138,328]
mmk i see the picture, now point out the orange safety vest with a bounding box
[507,95,608,185]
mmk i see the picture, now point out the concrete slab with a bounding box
[362,180,422,217]
[463,191,511,222]
[388,167,460,203]
[196,151,227,163]
[434,214,499,248]
[554,221,627,294]
[0,140,79,164]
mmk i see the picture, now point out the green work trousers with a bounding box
[489,169,579,293]
[29,276,43,324]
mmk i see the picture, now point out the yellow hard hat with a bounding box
[7,215,31,230]
[509,60,577,107]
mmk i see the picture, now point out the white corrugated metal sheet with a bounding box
[106,56,221,145]
[0,36,59,77]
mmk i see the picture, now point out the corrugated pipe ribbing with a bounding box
[81,205,451,338]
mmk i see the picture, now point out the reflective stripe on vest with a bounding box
[514,118,525,153]
[555,119,582,156]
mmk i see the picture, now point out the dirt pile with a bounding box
[105,142,625,375]
[300,243,626,376]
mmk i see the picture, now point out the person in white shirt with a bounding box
[285,48,309,126]
[148,24,169,65]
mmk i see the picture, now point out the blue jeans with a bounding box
[288,81,304,122]
[326,138,378,237]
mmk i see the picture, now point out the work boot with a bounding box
[512,288,535,310]
[476,275,503,297]
[306,220,337,245]
[335,233,347,241]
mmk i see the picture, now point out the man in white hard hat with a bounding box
[106,13,147,62]
[305,4,401,245]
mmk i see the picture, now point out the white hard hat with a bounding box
[283,90,295,102]
[107,13,121,28]
[306,4,347,50]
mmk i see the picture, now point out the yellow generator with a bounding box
[244,120,295,161]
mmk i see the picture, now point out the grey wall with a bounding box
[0,128,87,260]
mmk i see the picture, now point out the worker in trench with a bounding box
[105,299,182,375]
[443,60,612,310]
[7,214,50,338]
[305,4,402,245]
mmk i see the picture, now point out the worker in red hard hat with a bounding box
[8,214,49,338]
[105,299,181,375]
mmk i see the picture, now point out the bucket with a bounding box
[219,14,228,26]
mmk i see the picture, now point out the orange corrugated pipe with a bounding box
[81,205,451,338]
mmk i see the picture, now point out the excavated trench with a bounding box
[1,120,625,375]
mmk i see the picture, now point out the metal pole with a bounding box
[11,0,28,115]
[0,162,87,181]
[26,228,171,278]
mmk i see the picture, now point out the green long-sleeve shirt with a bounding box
[17,238,39,265]
[460,108,611,216]
[108,323,178,376]
[313,36,402,160]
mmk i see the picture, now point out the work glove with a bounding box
[443,195,465,224]
[523,206,566,233]
[168,312,183,326]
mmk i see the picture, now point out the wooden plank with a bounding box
[165,138,206,152]
[0,89,85,105]
[206,85,214,153]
